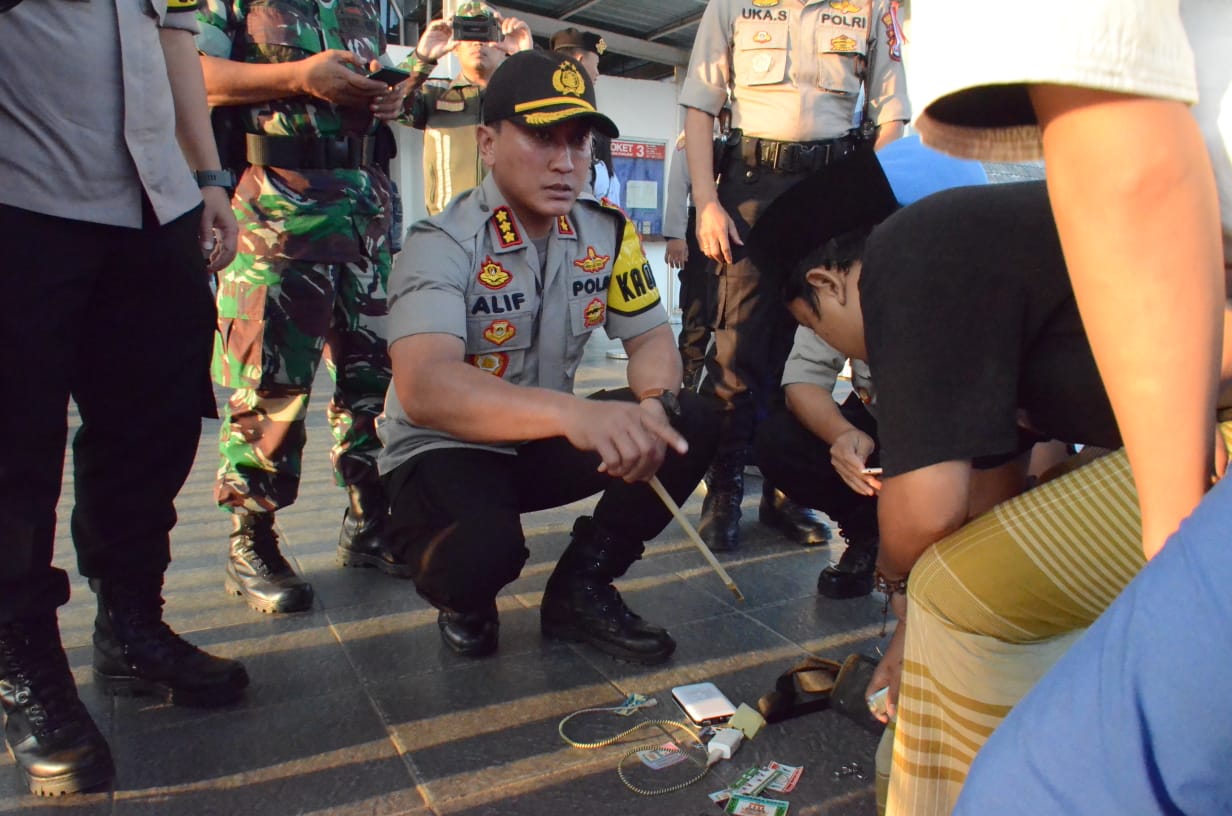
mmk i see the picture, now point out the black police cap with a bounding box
[482,50,619,138]
[746,144,897,283]
[549,27,607,56]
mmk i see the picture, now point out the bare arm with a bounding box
[873,120,905,150]
[390,330,684,482]
[685,107,741,264]
[159,28,236,272]
[1029,86,1225,560]
[200,51,388,109]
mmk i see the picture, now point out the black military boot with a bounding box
[540,517,676,665]
[92,576,249,708]
[0,614,114,796]
[337,476,411,578]
[698,452,744,552]
[437,602,500,658]
[818,505,878,599]
[758,484,832,546]
[225,512,314,614]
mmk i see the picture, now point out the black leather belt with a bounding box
[246,133,376,170]
[739,134,860,174]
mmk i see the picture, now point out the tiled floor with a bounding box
[2,338,886,816]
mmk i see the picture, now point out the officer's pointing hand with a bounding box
[696,199,742,264]
[564,399,685,484]
[299,50,389,109]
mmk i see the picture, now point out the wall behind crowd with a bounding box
[384,44,686,318]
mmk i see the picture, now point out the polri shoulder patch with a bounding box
[491,207,523,249]
[607,219,661,316]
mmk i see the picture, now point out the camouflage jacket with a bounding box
[197,0,392,263]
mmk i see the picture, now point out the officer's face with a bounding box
[479,120,594,236]
[457,39,505,79]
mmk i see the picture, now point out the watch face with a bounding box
[660,390,681,418]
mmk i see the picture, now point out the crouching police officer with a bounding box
[379,50,719,663]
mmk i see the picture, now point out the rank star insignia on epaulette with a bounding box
[468,352,509,377]
[477,256,511,289]
[583,298,606,328]
[492,207,523,248]
[557,215,575,236]
[483,319,517,345]
[573,246,611,274]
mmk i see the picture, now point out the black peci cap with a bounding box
[481,50,619,138]
[549,27,607,56]
[746,145,897,283]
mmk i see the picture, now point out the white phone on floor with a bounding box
[671,682,737,726]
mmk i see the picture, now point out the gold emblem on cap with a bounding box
[552,61,586,97]
[595,37,607,55]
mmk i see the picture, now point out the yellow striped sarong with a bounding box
[885,449,1142,815]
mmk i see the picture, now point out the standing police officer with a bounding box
[679,0,909,551]
[550,27,621,206]
[198,0,410,614]
[380,50,718,663]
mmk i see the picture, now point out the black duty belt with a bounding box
[739,134,860,174]
[246,133,376,170]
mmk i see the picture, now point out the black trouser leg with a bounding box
[383,389,719,612]
[753,393,879,540]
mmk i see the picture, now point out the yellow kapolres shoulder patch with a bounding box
[606,219,660,316]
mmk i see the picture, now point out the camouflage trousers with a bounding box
[212,252,392,513]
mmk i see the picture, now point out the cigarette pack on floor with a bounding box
[724,793,790,815]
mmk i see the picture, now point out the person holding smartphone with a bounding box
[402,2,533,215]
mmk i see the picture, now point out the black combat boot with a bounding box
[92,576,249,708]
[0,614,114,796]
[337,476,411,578]
[437,602,500,658]
[758,484,832,546]
[817,505,878,599]
[225,512,314,614]
[816,541,877,599]
[698,452,745,552]
[540,516,676,665]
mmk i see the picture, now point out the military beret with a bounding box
[549,27,607,56]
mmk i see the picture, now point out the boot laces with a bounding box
[238,516,293,577]
[105,587,202,664]
[0,621,84,739]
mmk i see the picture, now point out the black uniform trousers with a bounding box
[700,163,817,454]
[383,389,720,614]
[753,393,880,544]
[0,201,216,623]
[676,206,713,380]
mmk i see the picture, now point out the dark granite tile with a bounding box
[106,690,423,816]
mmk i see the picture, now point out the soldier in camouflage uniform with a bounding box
[401,2,533,215]
[197,0,410,614]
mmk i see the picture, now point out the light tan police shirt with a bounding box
[679,0,910,143]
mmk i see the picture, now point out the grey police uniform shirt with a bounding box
[0,0,202,228]
[678,0,910,142]
[662,139,691,240]
[378,173,668,473]
[783,326,877,418]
